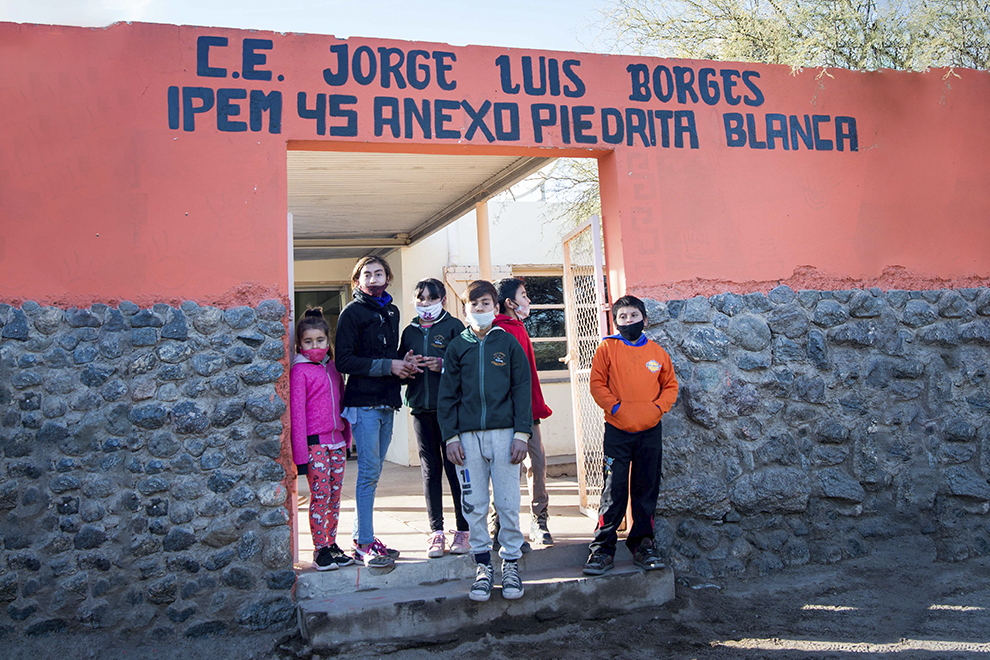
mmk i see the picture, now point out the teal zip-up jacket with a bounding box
[398,311,464,414]
[437,325,532,444]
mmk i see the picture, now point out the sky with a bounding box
[0,0,607,53]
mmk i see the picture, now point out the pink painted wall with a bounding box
[1,22,988,307]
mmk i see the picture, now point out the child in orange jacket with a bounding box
[583,295,678,575]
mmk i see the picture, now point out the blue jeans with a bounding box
[350,407,394,545]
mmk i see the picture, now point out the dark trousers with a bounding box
[413,412,469,532]
[589,421,663,556]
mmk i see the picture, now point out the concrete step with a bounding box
[297,540,591,598]
[297,542,675,650]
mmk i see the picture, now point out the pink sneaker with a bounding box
[450,530,470,555]
[427,531,446,558]
[371,537,400,560]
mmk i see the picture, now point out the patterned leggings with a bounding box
[307,444,346,549]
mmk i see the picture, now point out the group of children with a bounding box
[290,254,679,601]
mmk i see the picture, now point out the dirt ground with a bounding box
[11,536,990,660]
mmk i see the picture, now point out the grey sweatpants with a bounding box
[456,428,525,561]
[524,423,548,518]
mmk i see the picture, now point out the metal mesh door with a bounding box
[562,216,609,517]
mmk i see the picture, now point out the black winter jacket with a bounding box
[334,289,402,408]
[398,311,464,415]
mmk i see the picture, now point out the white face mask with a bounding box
[415,301,444,322]
[465,310,496,331]
[514,302,531,320]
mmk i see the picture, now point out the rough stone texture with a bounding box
[0,301,290,639]
[643,287,990,575]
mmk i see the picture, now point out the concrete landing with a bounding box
[294,460,674,650]
[297,542,674,650]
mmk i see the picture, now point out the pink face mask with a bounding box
[301,347,329,364]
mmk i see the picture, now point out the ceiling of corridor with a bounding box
[287,150,553,261]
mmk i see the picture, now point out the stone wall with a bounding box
[0,300,295,638]
[648,286,990,578]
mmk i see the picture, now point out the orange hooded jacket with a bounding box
[589,334,679,433]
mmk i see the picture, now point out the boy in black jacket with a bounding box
[439,280,531,602]
[335,255,420,568]
[398,278,470,558]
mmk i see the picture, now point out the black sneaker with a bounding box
[326,543,354,568]
[470,563,494,602]
[583,551,614,575]
[313,547,338,571]
[530,513,554,546]
[500,559,524,600]
[633,540,664,571]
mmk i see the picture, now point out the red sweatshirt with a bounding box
[493,314,552,420]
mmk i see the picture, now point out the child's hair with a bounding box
[495,278,525,314]
[414,277,446,301]
[350,255,393,284]
[464,280,498,304]
[296,307,333,358]
[611,295,647,323]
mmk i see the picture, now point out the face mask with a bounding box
[513,301,531,320]
[616,320,644,342]
[301,347,329,364]
[466,310,496,331]
[361,284,387,298]
[415,301,444,322]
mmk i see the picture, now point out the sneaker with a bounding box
[583,550,615,575]
[633,540,664,571]
[450,530,470,555]
[325,542,354,568]
[427,531,446,558]
[500,559,524,600]
[313,546,338,571]
[352,541,395,569]
[530,513,554,546]
[469,563,494,602]
[371,537,400,560]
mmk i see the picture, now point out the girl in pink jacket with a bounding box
[291,308,353,571]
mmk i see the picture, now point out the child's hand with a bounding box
[446,440,465,466]
[391,351,424,378]
[509,439,528,464]
[424,356,442,372]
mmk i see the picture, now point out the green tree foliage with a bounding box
[540,0,988,227]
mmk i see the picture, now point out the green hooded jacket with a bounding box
[437,325,532,443]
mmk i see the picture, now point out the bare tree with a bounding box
[539,0,988,229]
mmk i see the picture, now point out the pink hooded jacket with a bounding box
[289,353,351,466]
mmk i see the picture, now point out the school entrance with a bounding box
[285,144,608,557]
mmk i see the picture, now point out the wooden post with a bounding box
[476,200,492,281]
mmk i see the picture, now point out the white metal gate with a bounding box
[562,216,609,517]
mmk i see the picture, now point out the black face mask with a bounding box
[616,320,644,342]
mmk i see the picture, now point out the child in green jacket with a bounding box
[439,280,532,602]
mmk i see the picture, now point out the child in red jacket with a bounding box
[494,278,554,547]
[583,295,678,575]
